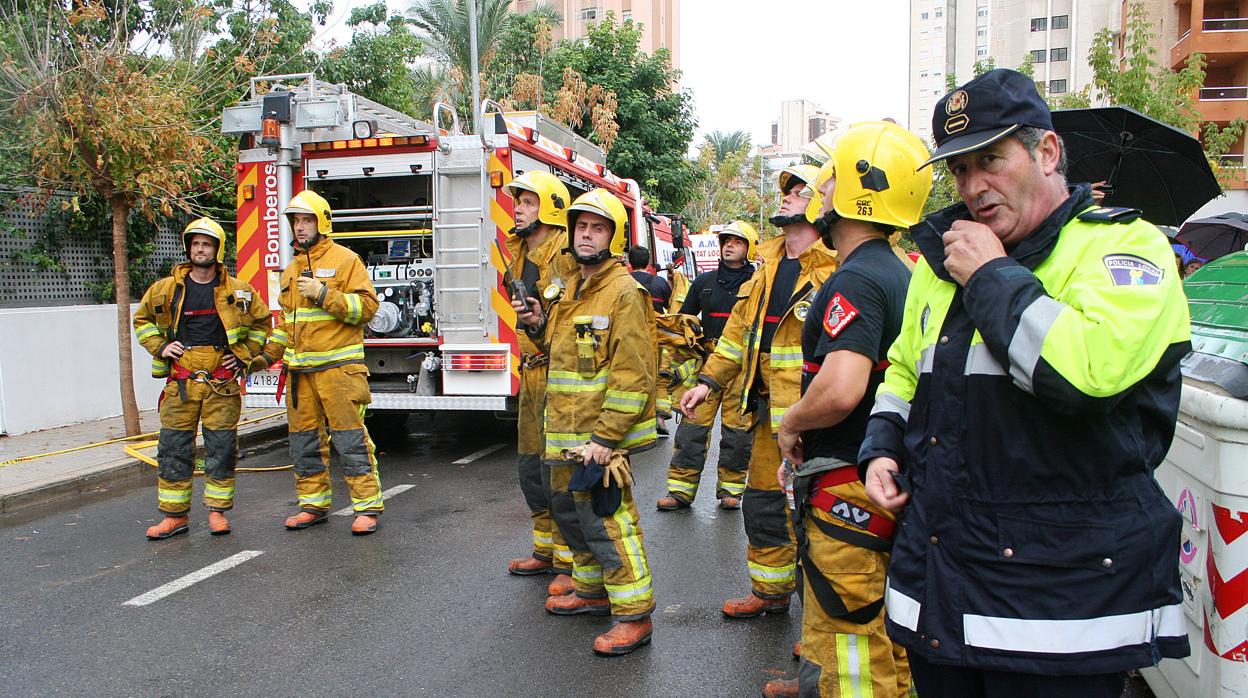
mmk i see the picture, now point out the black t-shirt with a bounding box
[630,270,673,312]
[679,262,754,343]
[760,255,801,353]
[799,238,910,462]
[176,274,228,347]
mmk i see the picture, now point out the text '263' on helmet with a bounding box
[771,164,823,227]
[819,121,933,231]
[507,170,570,235]
[283,189,333,236]
[566,188,629,265]
[717,220,759,262]
[182,217,227,264]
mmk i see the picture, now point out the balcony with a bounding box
[1201,86,1248,99]
[1172,18,1248,67]
[1217,154,1248,189]
[1197,87,1248,120]
[1205,18,1248,31]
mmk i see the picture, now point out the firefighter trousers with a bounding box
[286,364,383,515]
[156,347,241,515]
[664,378,753,503]
[545,457,656,620]
[797,485,910,697]
[517,363,572,572]
[742,396,798,598]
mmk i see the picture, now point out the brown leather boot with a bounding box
[351,514,379,536]
[145,515,189,541]
[762,678,799,697]
[545,592,610,616]
[547,573,575,596]
[656,495,690,511]
[508,555,553,576]
[722,592,791,618]
[792,640,802,660]
[284,511,328,530]
[593,617,653,656]
[208,511,230,536]
[718,496,742,510]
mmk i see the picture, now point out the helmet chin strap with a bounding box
[571,247,613,265]
[769,213,806,228]
[512,220,540,238]
[815,210,841,249]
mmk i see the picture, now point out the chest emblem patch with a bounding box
[794,300,811,321]
[1103,254,1163,286]
[822,293,859,337]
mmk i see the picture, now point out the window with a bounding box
[977,7,988,16]
[1030,49,1047,63]
[921,31,930,40]
[920,70,929,78]
[1052,14,1069,29]
[977,47,989,57]
[935,26,944,37]
[920,50,930,60]
[578,7,599,20]
[1031,17,1047,31]
[935,8,943,17]
[1050,79,1067,93]
[977,27,987,37]
[1050,47,1068,62]
[921,11,929,19]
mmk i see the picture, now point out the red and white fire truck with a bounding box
[221,73,695,420]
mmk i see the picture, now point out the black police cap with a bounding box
[924,68,1054,168]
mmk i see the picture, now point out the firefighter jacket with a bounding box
[699,235,838,431]
[506,229,579,360]
[860,185,1192,674]
[134,263,272,378]
[656,313,705,392]
[530,261,658,459]
[679,261,756,344]
[261,236,379,373]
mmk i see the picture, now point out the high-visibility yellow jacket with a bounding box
[700,235,838,431]
[532,261,658,459]
[507,229,578,359]
[261,236,378,373]
[134,263,272,378]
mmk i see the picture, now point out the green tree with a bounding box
[540,15,699,211]
[704,130,751,164]
[318,3,424,116]
[684,143,776,234]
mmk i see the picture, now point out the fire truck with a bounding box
[220,73,695,420]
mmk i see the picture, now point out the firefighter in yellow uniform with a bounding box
[513,188,658,656]
[258,189,383,536]
[681,165,838,617]
[765,123,933,697]
[134,218,272,540]
[504,171,578,589]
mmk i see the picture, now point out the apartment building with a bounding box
[511,0,680,68]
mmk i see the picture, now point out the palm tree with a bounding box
[406,0,560,127]
[704,130,752,164]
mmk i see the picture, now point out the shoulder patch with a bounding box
[822,293,860,337]
[1078,206,1142,224]
[1103,254,1164,286]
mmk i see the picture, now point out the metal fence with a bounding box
[0,188,205,308]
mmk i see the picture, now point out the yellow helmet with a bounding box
[566,188,629,264]
[718,220,759,262]
[283,189,333,236]
[822,121,933,230]
[182,217,227,265]
[773,164,823,226]
[507,170,571,234]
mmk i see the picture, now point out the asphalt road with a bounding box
[0,412,800,697]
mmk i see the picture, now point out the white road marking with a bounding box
[452,443,506,465]
[123,550,264,607]
[331,484,415,516]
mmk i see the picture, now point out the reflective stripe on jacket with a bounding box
[861,186,1192,674]
[134,264,271,378]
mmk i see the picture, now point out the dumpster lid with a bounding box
[1184,251,1248,368]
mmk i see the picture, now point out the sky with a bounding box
[678,0,911,147]
[306,0,912,149]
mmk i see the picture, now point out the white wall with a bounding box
[0,304,165,435]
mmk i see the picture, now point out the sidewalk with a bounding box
[0,407,288,515]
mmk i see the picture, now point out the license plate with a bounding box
[246,369,281,394]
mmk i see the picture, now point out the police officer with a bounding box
[681,165,839,619]
[656,221,758,511]
[765,122,933,698]
[862,69,1192,696]
[134,219,272,539]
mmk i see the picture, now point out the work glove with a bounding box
[296,276,325,303]
[602,450,632,489]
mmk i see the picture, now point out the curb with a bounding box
[0,422,289,517]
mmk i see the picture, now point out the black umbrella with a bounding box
[1177,212,1248,261]
[1051,106,1221,226]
